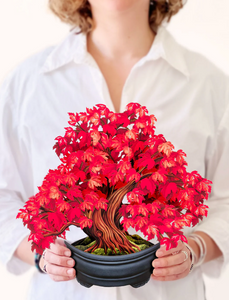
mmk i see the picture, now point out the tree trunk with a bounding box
[83,171,154,254]
[84,180,137,254]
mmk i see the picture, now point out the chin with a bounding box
[89,0,147,13]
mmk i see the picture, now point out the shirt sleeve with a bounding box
[194,81,229,278]
[0,74,34,275]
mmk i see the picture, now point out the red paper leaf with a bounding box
[140,178,156,194]
[137,152,155,170]
[67,208,81,222]
[194,205,208,217]
[147,203,161,214]
[49,186,62,200]
[126,169,141,182]
[90,129,101,146]
[103,124,116,136]
[161,182,177,199]
[79,217,93,229]
[120,218,135,231]
[158,141,174,157]
[88,176,102,189]
[151,171,166,183]
[16,209,30,223]
[135,216,148,230]
[68,112,79,126]
[146,224,159,237]
[67,186,83,201]
[162,206,178,218]
[57,200,71,212]
[48,213,66,230]
[94,198,108,211]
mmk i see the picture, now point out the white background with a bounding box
[0,0,228,299]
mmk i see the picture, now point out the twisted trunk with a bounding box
[84,173,152,254]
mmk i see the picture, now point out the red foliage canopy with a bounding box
[17,103,212,254]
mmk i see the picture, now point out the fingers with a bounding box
[42,239,76,282]
[152,268,190,281]
[155,240,183,258]
[47,274,76,282]
[153,251,186,268]
[44,250,75,268]
[45,263,76,282]
[49,240,71,257]
[153,257,189,276]
[152,241,191,282]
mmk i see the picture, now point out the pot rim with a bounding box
[65,238,160,262]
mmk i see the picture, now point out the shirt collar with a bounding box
[40,26,190,78]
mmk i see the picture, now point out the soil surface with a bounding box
[74,234,154,255]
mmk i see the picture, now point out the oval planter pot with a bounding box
[65,239,160,288]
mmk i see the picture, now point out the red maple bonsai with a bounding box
[17,103,212,255]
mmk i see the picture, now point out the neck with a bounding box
[87,2,156,62]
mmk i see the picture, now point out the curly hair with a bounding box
[48,0,184,33]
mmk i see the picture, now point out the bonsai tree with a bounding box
[17,103,211,255]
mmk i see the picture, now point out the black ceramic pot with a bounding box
[65,238,160,288]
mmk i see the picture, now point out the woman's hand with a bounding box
[39,239,76,282]
[152,240,192,281]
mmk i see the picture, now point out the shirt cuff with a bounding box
[193,218,229,278]
[0,219,32,275]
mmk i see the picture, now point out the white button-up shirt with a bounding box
[0,25,229,300]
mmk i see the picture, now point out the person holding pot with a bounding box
[0,0,228,299]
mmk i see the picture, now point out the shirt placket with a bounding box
[79,53,162,114]
[80,53,117,113]
[120,46,163,112]
[73,34,164,114]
